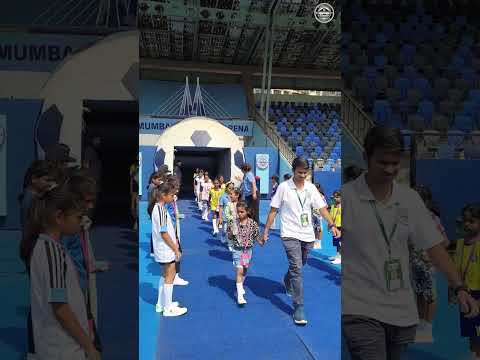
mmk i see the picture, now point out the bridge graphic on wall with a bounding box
[149,77,239,120]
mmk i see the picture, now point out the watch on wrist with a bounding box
[454,285,470,296]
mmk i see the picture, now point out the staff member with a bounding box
[237,163,259,223]
[341,125,479,359]
[262,157,341,325]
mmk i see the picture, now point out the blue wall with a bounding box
[416,160,480,240]
[0,99,43,229]
[139,80,248,119]
[314,171,342,199]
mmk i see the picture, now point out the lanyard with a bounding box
[295,189,307,211]
[370,201,397,257]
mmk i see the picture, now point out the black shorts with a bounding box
[159,260,176,265]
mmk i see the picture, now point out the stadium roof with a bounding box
[0,0,137,33]
[139,0,341,71]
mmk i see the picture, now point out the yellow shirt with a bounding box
[455,239,480,290]
[330,204,341,227]
[209,188,224,211]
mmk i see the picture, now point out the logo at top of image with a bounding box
[314,3,334,24]
[256,155,269,170]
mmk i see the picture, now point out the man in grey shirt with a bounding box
[342,126,479,359]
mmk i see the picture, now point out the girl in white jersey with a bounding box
[20,186,100,360]
[200,172,213,221]
[148,183,188,317]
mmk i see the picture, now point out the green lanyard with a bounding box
[295,189,307,211]
[370,201,397,258]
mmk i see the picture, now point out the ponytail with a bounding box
[19,185,82,269]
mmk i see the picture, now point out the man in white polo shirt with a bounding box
[262,157,341,325]
[342,125,479,359]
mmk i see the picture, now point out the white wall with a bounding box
[39,31,138,161]
[154,116,245,183]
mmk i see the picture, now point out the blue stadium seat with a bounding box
[373,99,392,125]
[394,77,411,99]
[296,146,305,157]
[417,100,434,123]
[453,115,473,132]
[437,144,455,159]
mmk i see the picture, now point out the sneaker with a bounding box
[155,301,179,313]
[328,255,336,261]
[332,257,342,265]
[163,305,188,317]
[237,294,247,306]
[414,323,434,343]
[283,275,292,297]
[173,275,189,286]
[293,305,308,325]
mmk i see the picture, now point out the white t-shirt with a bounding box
[200,179,213,201]
[152,202,178,263]
[341,173,444,326]
[30,234,89,360]
[270,178,327,242]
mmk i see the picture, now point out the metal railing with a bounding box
[341,90,374,151]
[254,110,296,165]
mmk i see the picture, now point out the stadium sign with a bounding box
[0,34,101,71]
[139,117,253,136]
[314,3,334,24]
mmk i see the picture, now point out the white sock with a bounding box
[163,283,174,310]
[157,276,165,306]
[236,282,245,298]
[212,218,218,232]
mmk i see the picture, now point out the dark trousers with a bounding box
[342,315,416,360]
[281,237,314,307]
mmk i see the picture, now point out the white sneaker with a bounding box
[332,256,341,265]
[328,255,336,261]
[155,301,179,313]
[414,323,434,343]
[163,305,188,317]
[174,275,189,286]
[237,294,247,305]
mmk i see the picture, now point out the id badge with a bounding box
[384,259,404,291]
[240,251,251,267]
[300,213,309,227]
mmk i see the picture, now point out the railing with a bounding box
[254,110,296,165]
[341,89,375,151]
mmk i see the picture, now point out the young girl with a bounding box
[200,172,213,221]
[454,203,480,358]
[149,184,188,317]
[329,190,342,265]
[312,184,325,250]
[19,160,58,228]
[218,182,234,245]
[227,201,261,305]
[209,177,224,235]
[411,185,448,343]
[195,170,204,211]
[224,188,240,252]
[20,186,100,360]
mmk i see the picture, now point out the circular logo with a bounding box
[256,155,269,170]
[314,3,334,24]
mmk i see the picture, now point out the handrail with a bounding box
[341,89,375,151]
[254,110,296,165]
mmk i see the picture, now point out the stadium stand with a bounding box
[257,101,342,171]
[342,0,480,159]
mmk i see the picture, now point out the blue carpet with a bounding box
[139,200,341,360]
